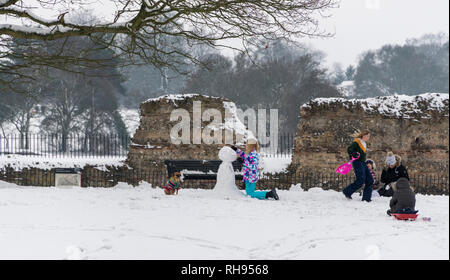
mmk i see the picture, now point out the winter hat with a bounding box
[385,152,396,166]
[395,177,411,191]
[366,159,376,169]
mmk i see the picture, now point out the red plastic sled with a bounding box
[392,213,419,221]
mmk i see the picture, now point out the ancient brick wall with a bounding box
[126,94,248,172]
[291,93,449,180]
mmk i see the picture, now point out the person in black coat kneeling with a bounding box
[378,152,409,197]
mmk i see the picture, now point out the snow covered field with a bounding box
[0,181,448,260]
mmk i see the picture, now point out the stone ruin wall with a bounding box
[291,94,449,180]
[126,94,248,174]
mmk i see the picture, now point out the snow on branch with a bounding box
[1,0,338,83]
[0,0,337,45]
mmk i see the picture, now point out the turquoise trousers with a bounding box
[245,182,268,199]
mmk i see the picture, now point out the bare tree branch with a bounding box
[1,0,338,87]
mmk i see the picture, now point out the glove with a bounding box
[351,152,360,159]
[230,146,237,151]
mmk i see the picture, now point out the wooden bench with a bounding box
[164,159,243,180]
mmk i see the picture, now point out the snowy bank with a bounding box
[0,154,126,171]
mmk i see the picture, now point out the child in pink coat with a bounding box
[231,138,278,200]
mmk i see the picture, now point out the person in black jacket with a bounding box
[387,177,416,216]
[378,152,409,197]
[342,130,373,202]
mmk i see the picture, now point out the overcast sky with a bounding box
[307,0,450,68]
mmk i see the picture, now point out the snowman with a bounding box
[213,146,244,198]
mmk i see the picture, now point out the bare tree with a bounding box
[40,69,89,152]
[1,0,337,85]
[184,40,341,133]
[0,83,41,149]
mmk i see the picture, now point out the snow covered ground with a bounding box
[0,181,448,260]
[0,154,126,170]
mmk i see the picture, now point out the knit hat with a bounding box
[395,177,411,190]
[385,152,396,166]
[366,159,376,169]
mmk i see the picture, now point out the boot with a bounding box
[343,189,352,199]
[272,188,279,200]
[266,189,279,200]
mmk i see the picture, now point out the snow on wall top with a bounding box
[302,93,449,118]
[144,93,222,105]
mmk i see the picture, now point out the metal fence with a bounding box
[0,133,131,158]
[1,167,447,195]
[262,172,449,195]
[0,133,296,158]
[259,133,295,157]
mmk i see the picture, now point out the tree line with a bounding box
[0,36,127,150]
[174,33,448,133]
[1,33,449,143]
[353,33,449,98]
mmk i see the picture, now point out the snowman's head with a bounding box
[219,146,237,162]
